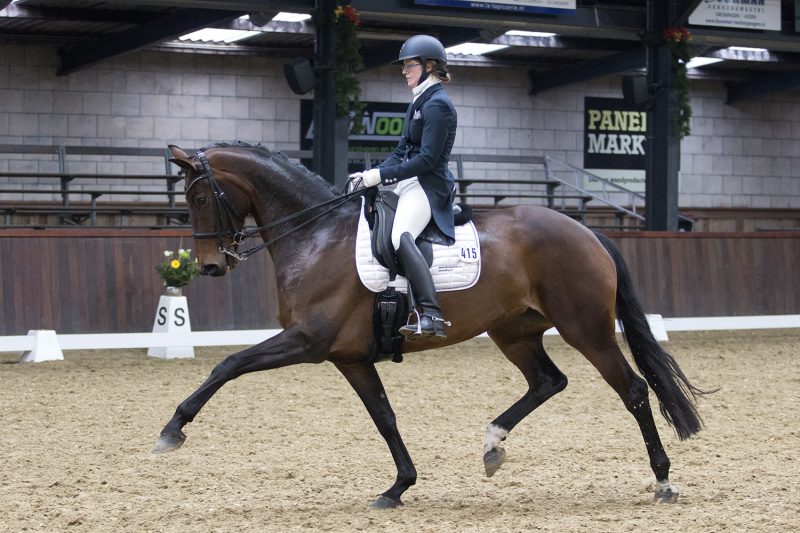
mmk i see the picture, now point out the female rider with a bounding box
[350,35,457,339]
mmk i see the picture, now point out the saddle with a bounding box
[364,188,472,279]
[363,188,473,364]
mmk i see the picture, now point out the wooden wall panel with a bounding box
[0,229,279,335]
[0,230,797,336]
[607,232,800,318]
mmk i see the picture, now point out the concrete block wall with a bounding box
[1,44,799,209]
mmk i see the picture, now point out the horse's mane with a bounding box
[202,141,338,195]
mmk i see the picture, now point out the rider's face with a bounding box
[402,59,425,88]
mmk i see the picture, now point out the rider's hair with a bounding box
[426,59,451,83]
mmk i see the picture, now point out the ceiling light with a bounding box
[271,12,312,22]
[445,43,509,56]
[685,56,724,69]
[504,30,557,38]
[726,46,768,53]
[179,28,261,44]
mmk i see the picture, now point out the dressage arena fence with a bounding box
[0,227,797,361]
[5,315,799,363]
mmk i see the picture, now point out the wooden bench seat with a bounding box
[456,192,592,209]
[2,204,189,226]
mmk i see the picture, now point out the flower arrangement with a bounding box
[155,248,199,288]
[331,4,365,133]
[642,27,693,139]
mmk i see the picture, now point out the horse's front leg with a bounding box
[334,361,417,509]
[153,328,328,452]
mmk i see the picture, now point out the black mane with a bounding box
[202,141,338,195]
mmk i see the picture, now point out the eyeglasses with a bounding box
[401,62,422,73]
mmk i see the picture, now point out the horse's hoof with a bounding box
[483,447,506,477]
[654,481,680,503]
[152,430,186,453]
[370,495,403,509]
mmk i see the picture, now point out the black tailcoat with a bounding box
[378,83,457,244]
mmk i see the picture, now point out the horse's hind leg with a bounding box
[559,324,678,503]
[484,316,568,477]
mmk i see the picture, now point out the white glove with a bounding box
[349,168,381,187]
[361,168,382,187]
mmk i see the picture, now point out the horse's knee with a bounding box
[376,410,398,431]
[212,354,243,380]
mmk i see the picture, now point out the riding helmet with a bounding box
[395,35,447,65]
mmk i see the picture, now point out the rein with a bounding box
[186,150,366,261]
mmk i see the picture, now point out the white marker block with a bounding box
[19,330,64,363]
[147,295,194,359]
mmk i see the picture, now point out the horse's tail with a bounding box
[594,231,707,440]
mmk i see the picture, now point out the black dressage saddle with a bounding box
[364,188,472,278]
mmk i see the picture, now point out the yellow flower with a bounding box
[170,259,181,269]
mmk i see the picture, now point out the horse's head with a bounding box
[169,145,252,276]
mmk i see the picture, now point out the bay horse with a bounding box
[156,142,706,508]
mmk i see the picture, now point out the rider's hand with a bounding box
[361,168,382,187]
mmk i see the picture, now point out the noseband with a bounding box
[185,151,241,246]
[184,150,366,261]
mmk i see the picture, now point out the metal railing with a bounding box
[0,145,649,230]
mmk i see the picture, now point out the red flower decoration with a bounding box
[662,27,691,43]
[336,5,360,26]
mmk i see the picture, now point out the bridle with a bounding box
[184,150,366,261]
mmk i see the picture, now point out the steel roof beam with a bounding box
[57,9,241,76]
[352,0,644,38]
[726,70,800,104]
[107,0,645,37]
[528,46,646,94]
[1,4,157,24]
[361,26,483,70]
[100,0,314,10]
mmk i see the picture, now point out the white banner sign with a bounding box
[689,0,781,31]
[414,0,575,14]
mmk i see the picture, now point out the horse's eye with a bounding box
[194,194,208,207]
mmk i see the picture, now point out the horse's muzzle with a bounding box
[200,263,226,277]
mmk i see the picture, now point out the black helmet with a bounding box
[394,35,447,65]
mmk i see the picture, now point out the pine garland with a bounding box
[333,5,364,129]
[662,27,693,139]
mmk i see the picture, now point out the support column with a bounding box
[312,0,337,185]
[645,1,680,231]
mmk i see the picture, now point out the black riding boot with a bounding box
[396,232,447,340]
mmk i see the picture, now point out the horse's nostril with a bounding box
[200,263,223,276]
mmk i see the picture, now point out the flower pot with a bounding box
[165,286,183,296]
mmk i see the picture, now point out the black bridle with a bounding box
[184,150,366,261]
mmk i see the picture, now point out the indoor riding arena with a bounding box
[1,1,798,532]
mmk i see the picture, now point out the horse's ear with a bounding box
[168,144,199,172]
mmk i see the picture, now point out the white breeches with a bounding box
[391,178,432,251]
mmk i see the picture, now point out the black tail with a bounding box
[594,231,708,440]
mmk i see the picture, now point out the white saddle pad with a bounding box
[355,198,481,293]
